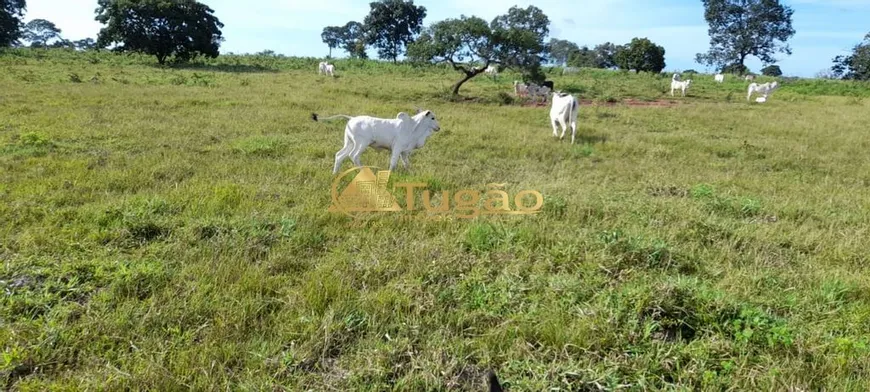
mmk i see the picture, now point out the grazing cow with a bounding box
[324,64,335,77]
[745,74,756,82]
[318,61,328,75]
[747,81,779,101]
[311,109,441,174]
[714,73,725,83]
[526,83,552,104]
[485,65,499,79]
[513,80,529,97]
[670,78,692,97]
[549,91,580,144]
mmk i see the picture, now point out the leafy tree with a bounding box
[321,26,342,58]
[490,5,549,83]
[338,21,367,58]
[1,0,26,47]
[73,38,96,50]
[831,33,870,81]
[95,0,224,65]
[593,42,620,69]
[696,0,795,71]
[760,64,782,77]
[567,46,597,68]
[547,38,578,65]
[363,0,426,62]
[22,18,62,47]
[407,6,550,95]
[614,37,665,73]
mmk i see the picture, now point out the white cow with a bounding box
[312,109,441,174]
[318,61,328,75]
[513,80,528,97]
[745,74,756,82]
[549,92,580,144]
[714,73,725,83]
[670,79,692,97]
[747,81,779,101]
[484,65,498,79]
[324,64,335,77]
[527,83,552,104]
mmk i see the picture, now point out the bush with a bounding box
[614,37,666,73]
[761,65,783,77]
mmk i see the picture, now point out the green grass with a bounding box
[2,48,870,391]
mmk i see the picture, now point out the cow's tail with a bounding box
[311,113,353,122]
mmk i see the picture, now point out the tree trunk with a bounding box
[328,47,332,58]
[451,70,483,95]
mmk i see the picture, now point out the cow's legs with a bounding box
[389,150,402,171]
[559,119,568,139]
[551,118,559,138]
[400,152,411,170]
[333,135,353,174]
[570,121,577,144]
[349,141,367,167]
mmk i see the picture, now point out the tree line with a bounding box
[1,0,869,84]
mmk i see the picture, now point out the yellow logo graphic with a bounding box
[330,167,402,216]
[329,166,544,219]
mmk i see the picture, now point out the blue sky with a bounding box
[23,0,870,77]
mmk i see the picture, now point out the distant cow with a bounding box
[670,78,692,97]
[714,74,725,83]
[513,80,528,97]
[747,81,779,101]
[484,65,498,79]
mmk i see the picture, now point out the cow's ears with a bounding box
[414,107,423,114]
[397,112,411,120]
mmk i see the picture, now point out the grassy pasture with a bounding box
[2,49,870,390]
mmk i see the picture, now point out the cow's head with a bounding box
[414,108,441,132]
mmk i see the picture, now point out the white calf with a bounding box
[745,75,756,82]
[513,80,528,97]
[318,61,328,74]
[324,64,335,77]
[549,92,580,144]
[714,74,725,83]
[747,81,779,101]
[485,65,498,79]
[670,79,692,97]
[312,109,442,174]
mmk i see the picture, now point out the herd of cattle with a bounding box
[311,61,783,173]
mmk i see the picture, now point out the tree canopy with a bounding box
[95,0,224,65]
[696,0,795,71]
[831,33,870,81]
[407,6,550,95]
[321,26,342,58]
[547,38,578,66]
[760,64,782,77]
[614,37,665,73]
[22,18,62,47]
[363,0,426,62]
[0,0,26,47]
